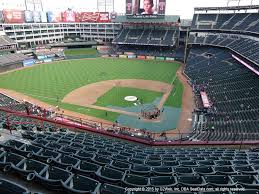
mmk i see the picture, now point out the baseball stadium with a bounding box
[0,0,258,193]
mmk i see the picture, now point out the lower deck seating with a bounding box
[185,46,259,141]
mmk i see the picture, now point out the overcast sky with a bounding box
[1,0,259,19]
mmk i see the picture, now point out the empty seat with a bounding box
[193,166,215,175]
[72,161,101,178]
[204,175,235,187]
[91,155,112,166]
[150,176,177,187]
[32,149,61,163]
[231,190,259,194]
[110,160,131,171]
[34,166,72,191]
[15,144,43,158]
[0,178,30,194]
[99,183,127,194]
[0,152,25,171]
[12,159,48,180]
[214,166,236,175]
[48,155,80,169]
[123,174,149,187]
[59,146,78,155]
[74,150,95,161]
[234,165,257,174]
[1,140,25,152]
[130,164,151,175]
[177,175,206,187]
[152,166,173,176]
[96,166,125,184]
[231,175,259,189]
[174,167,193,174]
[62,174,101,194]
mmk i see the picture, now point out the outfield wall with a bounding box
[110,54,175,62]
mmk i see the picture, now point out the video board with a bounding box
[126,0,166,18]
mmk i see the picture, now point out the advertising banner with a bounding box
[23,59,35,67]
[43,58,53,63]
[156,56,165,60]
[128,55,136,59]
[33,11,41,23]
[166,57,175,61]
[119,55,127,59]
[25,11,33,23]
[158,0,166,15]
[126,0,133,15]
[137,55,146,59]
[3,9,25,23]
[37,55,47,60]
[126,0,166,16]
[146,56,155,60]
[40,12,48,23]
[80,12,110,23]
[62,10,76,22]
[47,11,62,23]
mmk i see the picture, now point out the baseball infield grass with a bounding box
[95,87,163,107]
[0,58,182,121]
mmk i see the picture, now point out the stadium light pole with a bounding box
[183,28,189,65]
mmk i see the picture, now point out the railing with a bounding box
[1,107,259,147]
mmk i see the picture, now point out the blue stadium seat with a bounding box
[231,175,259,189]
[71,160,101,178]
[32,148,61,163]
[123,174,149,187]
[12,159,48,180]
[62,174,101,194]
[48,154,80,169]
[96,166,125,184]
[0,152,25,172]
[204,175,235,187]
[0,178,30,194]
[34,166,72,191]
[150,176,177,187]
[99,183,127,194]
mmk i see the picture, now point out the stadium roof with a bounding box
[194,5,259,11]
[112,15,180,24]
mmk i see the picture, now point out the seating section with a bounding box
[189,33,259,65]
[191,13,259,34]
[0,131,259,193]
[185,47,259,141]
[0,93,52,117]
[114,28,178,46]
[0,53,28,67]
[0,35,16,46]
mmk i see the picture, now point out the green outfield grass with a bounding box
[64,48,98,56]
[95,87,163,107]
[0,58,182,121]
